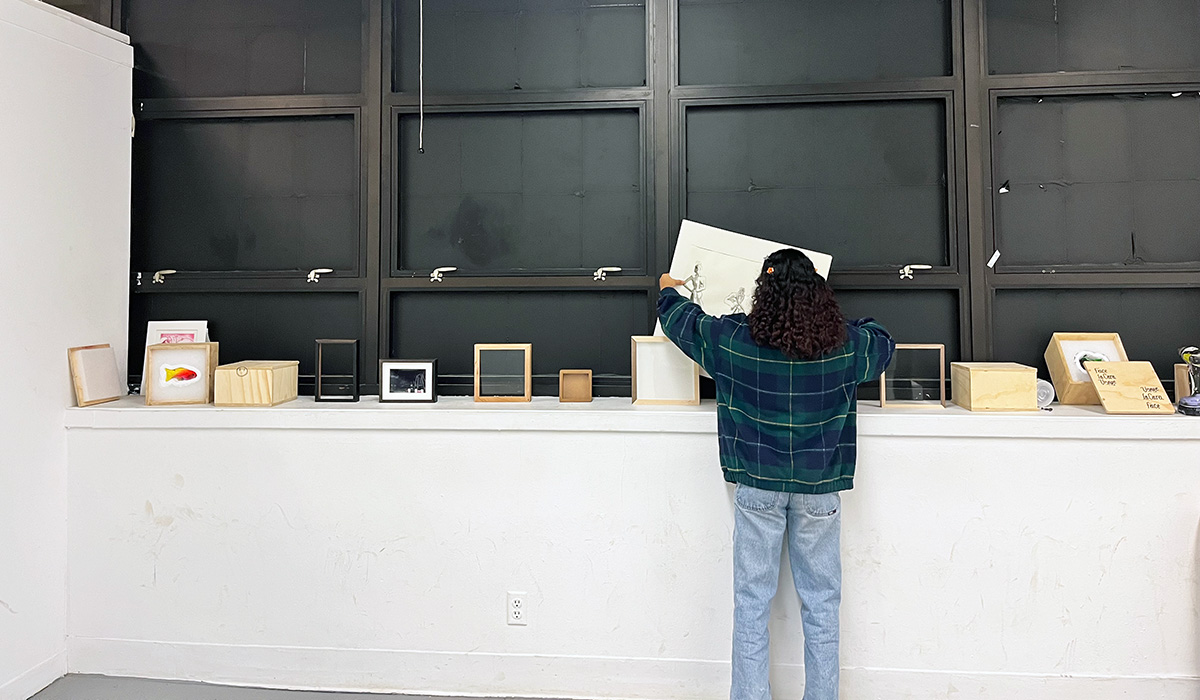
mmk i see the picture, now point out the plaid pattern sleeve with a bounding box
[657,287,720,376]
[656,287,895,495]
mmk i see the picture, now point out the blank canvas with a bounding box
[68,344,122,407]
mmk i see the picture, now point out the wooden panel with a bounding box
[1086,361,1175,415]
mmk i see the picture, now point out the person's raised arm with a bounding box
[657,273,719,376]
[851,318,896,384]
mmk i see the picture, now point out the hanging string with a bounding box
[418,0,425,154]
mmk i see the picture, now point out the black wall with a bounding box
[47,0,1200,395]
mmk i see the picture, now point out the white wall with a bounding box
[0,1,131,697]
[63,401,1200,699]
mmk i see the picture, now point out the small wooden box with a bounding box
[559,370,593,403]
[1044,332,1128,405]
[214,361,299,407]
[951,362,1038,412]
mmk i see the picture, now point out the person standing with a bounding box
[658,248,895,700]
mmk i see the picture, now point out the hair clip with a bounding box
[766,267,775,274]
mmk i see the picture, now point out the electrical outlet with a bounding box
[507,592,527,626]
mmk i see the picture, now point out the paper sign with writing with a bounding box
[1086,361,1175,415]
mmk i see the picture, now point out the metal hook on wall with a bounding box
[899,264,932,280]
[152,269,177,284]
[430,266,457,283]
[307,268,334,283]
[593,266,623,281]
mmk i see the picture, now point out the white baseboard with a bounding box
[0,653,65,700]
[67,637,1200,700]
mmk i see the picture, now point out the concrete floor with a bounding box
[31,676,500,700]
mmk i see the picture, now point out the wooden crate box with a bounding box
[215,361,299,407]
[951,362,1037,412]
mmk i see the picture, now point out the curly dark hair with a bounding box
[747,249,847,360]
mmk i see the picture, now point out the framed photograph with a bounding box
[315,339,360,402]
[475,344,532,402]
[631,336,700,406]
[1044,332,1128,405]
[380,360,438,403]
[144,342,219,406]
[879,343,946,408]
[141,321,209,394]
[68,344,123,407]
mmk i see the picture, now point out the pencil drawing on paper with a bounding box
[725,287,747,314]
[682,263,706,304]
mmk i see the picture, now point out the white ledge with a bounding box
[63,396,1200,440]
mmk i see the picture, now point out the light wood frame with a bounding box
[559,369,593,403]
[144,341,219,406]
[68,344,123,407]
[631,336,701,406]
[1044,332,1128,405]
[474,343,533,402]
[880,343,946,408]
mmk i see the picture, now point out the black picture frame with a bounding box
[315,339,360,402]
[379,359,438,403]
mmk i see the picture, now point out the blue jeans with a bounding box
[731,483,842,700]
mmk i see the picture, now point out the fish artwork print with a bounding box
[162,366,199,383]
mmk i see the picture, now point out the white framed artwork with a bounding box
[631,336,700,406]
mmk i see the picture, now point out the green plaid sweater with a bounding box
[658,287,894,494]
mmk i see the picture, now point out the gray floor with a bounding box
[32,676,504,700]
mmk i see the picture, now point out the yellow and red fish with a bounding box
[163,366,198,383]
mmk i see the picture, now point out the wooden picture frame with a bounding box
[559,369,593,403]
[1044,332,1128,405]
[140,320,209,395]
[631,336,701,406]
[68,344,123,407]
[144,342,219,406]
[880,343,946,408]
[380,359,438,403]
[475,344,532,402]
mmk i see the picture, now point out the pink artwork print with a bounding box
[159,332,196,344]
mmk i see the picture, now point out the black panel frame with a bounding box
[966,1,1200,360]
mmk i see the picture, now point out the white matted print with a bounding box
[667,220,832,319]
[380,360,438,403]
[67,344,123,407]
[631,336,700,406]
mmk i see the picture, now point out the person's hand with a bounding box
[659,273,684,290]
